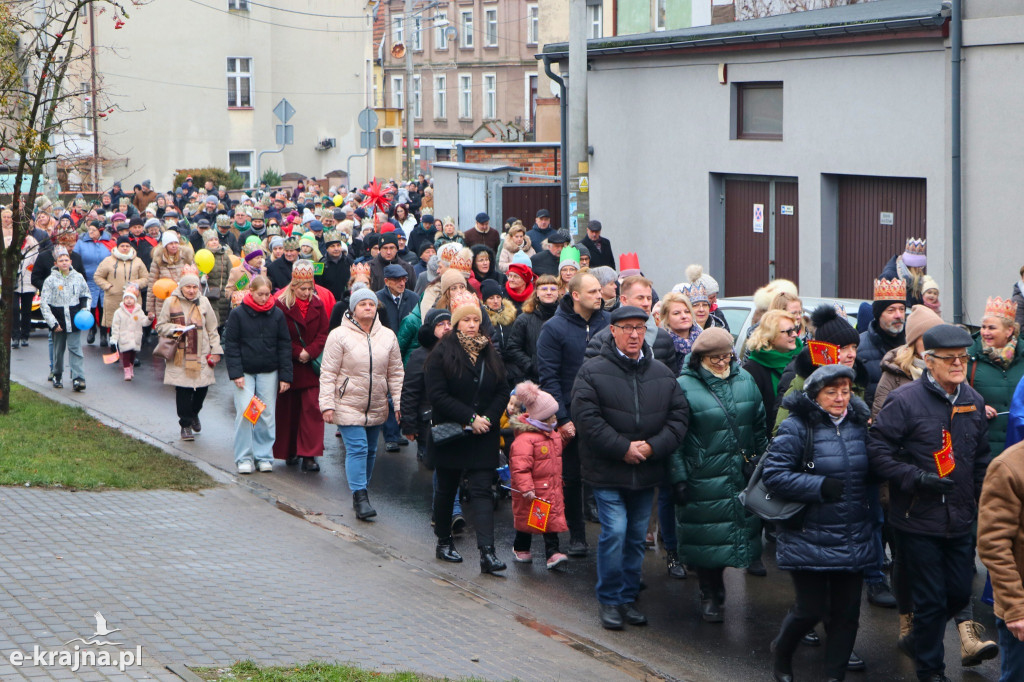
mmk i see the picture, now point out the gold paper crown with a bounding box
[450,253,473,274]
[181,264,200,278]
[985,296,1018,322]
[216,214,231,227]
[904,238,926,256]
[290,260,315,284]
[873,278,906,302]
[350,262,371,279]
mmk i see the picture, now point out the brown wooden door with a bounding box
[501,183,561,229]
[836,176,927,300]
[723,178,799,297]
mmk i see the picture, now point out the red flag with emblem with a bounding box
[933,429,955,477]
[243,395,266,425]
[527,498,552,532]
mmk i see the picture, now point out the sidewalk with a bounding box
[0,485,635,682]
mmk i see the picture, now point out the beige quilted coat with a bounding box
[318,314,404,426]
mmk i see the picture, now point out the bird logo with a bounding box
[64,612,123,646]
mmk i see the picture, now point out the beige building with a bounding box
[76,0,375,192]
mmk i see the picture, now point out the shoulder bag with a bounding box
[739,418,815,524]
[289,317,323,375]
[704,384,757,478]
[431,362,486,446]
[152,335,183,362]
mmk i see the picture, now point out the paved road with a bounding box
[8,333,1003,681]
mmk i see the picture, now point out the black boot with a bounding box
[771,614,804,682]
[99,328,108,347]
[352,489,376,520]
[301,456,320,472]
[699,591,723,623]
[435,537,463,563]
[87,327,96,344]
[479,546,507,574]
[666,550,687,579]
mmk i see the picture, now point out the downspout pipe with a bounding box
[543,55,569,231]
[951,0,963,324]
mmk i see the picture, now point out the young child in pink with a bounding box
[110,285,147,380]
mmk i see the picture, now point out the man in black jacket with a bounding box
[530,229,569,276]
[376,263,417,452]
[585,275,679,375]
[267,237,300,292]
[579,220,615,269]
[315,231,350,301]
[571,306,689,630]
[369,233,415,290]
[869,324,993,682]
[860,278,907,405]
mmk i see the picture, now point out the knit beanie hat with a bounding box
[921,274,939,294]
[440,268,466,295]
[905,304,944,346]
[514,381,559,422]
[450,291,482,327]
[691,327,733,356]
[179,273,201,288]
[902,238,927,268]
[685,264,720,296]
[512,250,532,267]
[160,230,179,246]
[810,304,859,348]
[348,287,378,312]
[480,279,503,301]
[559,245,580,271]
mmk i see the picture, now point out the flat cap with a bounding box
[383,264,409,279]
[923,324,973,351]
[610,305,648,324]
[804,364,856,399]
[475,212,490,223]
[548,230,570,244]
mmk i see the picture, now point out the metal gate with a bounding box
[501,183,562,231]
[723,177,799,297]
[457,175,488,234]
[836,175,926,300]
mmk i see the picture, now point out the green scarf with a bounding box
[747,341,803,395]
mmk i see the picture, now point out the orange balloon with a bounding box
[153,278,176,300]
[230,255,241,268]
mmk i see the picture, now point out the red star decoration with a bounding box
[359,178,393,215]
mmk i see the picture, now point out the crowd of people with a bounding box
[9,175,1024,682]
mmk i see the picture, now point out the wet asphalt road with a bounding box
[10,331,1003,682]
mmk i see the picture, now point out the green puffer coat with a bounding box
[669,357,769,569]
[967,333,1024,457]
[398,302,423,362]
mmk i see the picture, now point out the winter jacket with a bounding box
[204,246,234,325]
[530,250,561,277]
[315,255,351,301]
[376,287,418,336]
[858,320,906,407]
[398,323,440,435]
[497,236,535,273]
[277,295,329,392]
[407,224,436,256]
[536,294,610,424]
[872,347,919,419]
[31,246,85,292]
[1012,281,1024,329]
[369,253,415,292]
[486,298,518,367]
[132,187,158,213]
[978,441,1024,624]
[39,267,91,331]
[773,348,868,434]
[267,256,295,292]
[505,300,558,383]
[433,233,465,250]
[967,333,1024,457]
[399,298,494,362]
[669,357,767,569]
[319,313,403,426]
[762,392,876,572]
[509,421,568,534]
[213,228,240,257]
[571,333,689,490]
[146,243,196,320]
[155,289,222,389]
[127,234,156,269]
[225,264,266,307]
[579,235,614,269]
[525,224,557,251]
[222,302,293,382]
[75,233,112,308]
[868,373,991,537]
[94,250,149,327]
[110,302,147,352]
[424,336,509,470]
[463,226,500,252]
[585,320,680,376]
[5,233,38,293]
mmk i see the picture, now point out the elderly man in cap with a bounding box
[373,263,416,452]
[571,305,689,630]
[526,208,556,248]
[463,211,499,251]
[369,232,415,290]
[530,229,570,276]
[869,324,993,682]
[580,219,615,269]
[188,218,212,254]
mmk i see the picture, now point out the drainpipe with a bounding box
[951,0,963,324]
[542,55,569,231]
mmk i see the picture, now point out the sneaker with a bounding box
[567,538,589,557]
[512,550,533,563]
[180,425,194,441]
[72,378,85,392]
[546,553,569,570]
[385,441,400,452]
[52,376,63,389]
[237,460,254,474]
[20,340,28,347]
[867,580,898,608]
[257,460,273,473]
[450,514,466,535]
[191,416,202,433]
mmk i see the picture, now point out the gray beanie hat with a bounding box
[349,286,378,312]
[426,254,440,280]
[804,364,856,399]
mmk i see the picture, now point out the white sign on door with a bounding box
[753,204,764,234]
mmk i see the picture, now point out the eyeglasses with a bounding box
[706,353,734,364]
[612,324,645,336]
[929,353,969,365]
[779,327,801,337]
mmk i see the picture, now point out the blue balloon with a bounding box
[73,309,94,331]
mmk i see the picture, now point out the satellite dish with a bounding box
[391,42,406,59]
[445,26,457,41]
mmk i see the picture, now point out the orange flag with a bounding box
[933,429,955,477]
[243,395,266,425]
[102,351,120,365]
[527,498,552,532]
[808,340,839,366]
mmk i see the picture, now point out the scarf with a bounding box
[457,331,489,364]
[923,299,941,316]
[523,416,554,432]
[668,326,702,358]
[167,296,204,378]
[505,281,533,303]
[747,342,803,395]
[243,260,262,277]
[243,292,275,313]
[536,299,558,320]
[113,248,134,261]
[295,296,310,318]
[910,357,927,380]
[983,335,1018,370]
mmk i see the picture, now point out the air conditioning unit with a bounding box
[379,128,401,147]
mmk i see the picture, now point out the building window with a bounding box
[228,0,248,9]
[527,5,539,45]
[413,75,422,119]
[458,73,472,118]
[654,0,666,31]
[736,82,783,140]
[483,73,496,119]
[226,57,252,108]
[434,74,447,119]
[393,16,404,45]
[436,12,448,49]
[413,17,423,51]
[229,151,253,187]
[392,75,404,110]
[81,81,92,134]
[460,10,473,48]
[484,8,498,46]
[587,4,603,39]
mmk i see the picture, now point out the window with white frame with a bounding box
[460,10,473,48]
[587,4,603,39]
[484,8,497,46]
[393,16,404,44]
[226,57,252,107]
[81,81,92,134]
[654,0,666,31]
[392,75,404,110]
[228,0,249,10]
[527,5,539,45]
[434,75,446,119]
[413,17,423,50]
[435,12,448,49]
[458,73,472,118]
[229,151,253,187]
[413,75,422,119]
[483,73,496,119]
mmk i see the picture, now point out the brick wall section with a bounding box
[462,146,561,184]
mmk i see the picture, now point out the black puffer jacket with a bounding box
[399,323,439,435]
[222,301,294,382]
[585,322,681,376]
[504,300,557,383]
[868,373,991,537]
[571,333,689,490]
[763,392,876,572]
[858,321,905,406]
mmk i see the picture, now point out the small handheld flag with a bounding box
[313,262,325,276]
[243,395,266,425]
[235,273,250,291]
[102,351,120,365]
[808,340,839,366]
[933,429,955,477]
[527,498,552,532]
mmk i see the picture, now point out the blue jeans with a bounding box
[593,487,656,606]
[51,331,83,380]
[383,396,402,442]
[657,486,677,551]
[232,371,278,465]
[998,618,1024,682]
[339,424,382,492]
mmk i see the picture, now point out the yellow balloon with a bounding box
[230,255,242,268]
[194,248,215,274]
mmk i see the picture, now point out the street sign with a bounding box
[578,176,589,193]
[275,124,294,145]
[273,98,295,124]
[357,108,379,132]
[880,211,894,226]
[753,204,764,233]
[359,130,377,149]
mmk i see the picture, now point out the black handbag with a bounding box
[705,386,758,478]
[739,420,815,524]
[430,362,485,446]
